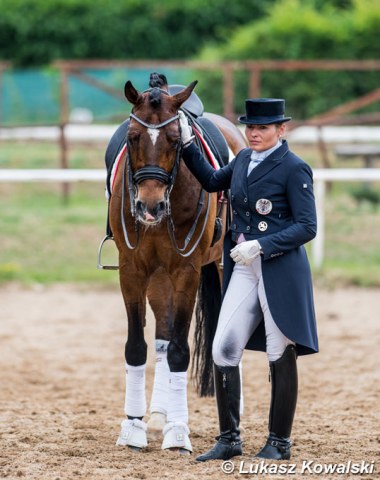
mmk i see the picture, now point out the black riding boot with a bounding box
[256,344,298,460]
[196,364,242,462]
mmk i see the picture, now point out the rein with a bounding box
[120,108,211,257]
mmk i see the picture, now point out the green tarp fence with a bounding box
[0,67,193,126]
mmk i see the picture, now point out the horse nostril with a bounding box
[157,201,166,214]
[136,200,166,220]
[135,200,144,215]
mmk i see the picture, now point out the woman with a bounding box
[179,98,318,462]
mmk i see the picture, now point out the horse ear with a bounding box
[124,81,141,105]
[171,80,198,109]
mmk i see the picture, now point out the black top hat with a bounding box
[238,98,291,125]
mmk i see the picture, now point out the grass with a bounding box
[0,139,379,286]
[316,182,380,287]
[0,139,119,285]
[316,194,379,287]
[0,182,119,285]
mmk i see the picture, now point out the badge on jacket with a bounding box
[258,221,268,231]
[256,198,272,215]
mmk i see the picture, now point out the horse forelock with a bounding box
[149,88,162,108]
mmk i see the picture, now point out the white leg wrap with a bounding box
[116,418,148,448]
[162,421,192,452]
[149,340,170,416]
[124,363,146,418]
[166,371,188,424]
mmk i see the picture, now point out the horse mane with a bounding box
[149,72,168,88]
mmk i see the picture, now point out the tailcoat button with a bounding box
[244,197,248,203]
[246,211,250,216]
[246,226,251,231]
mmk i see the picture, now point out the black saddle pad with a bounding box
[105,118,129,195]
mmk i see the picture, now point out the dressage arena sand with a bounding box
[1,284,379,480]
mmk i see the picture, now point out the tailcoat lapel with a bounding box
[247,141,289,184]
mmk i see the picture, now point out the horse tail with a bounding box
[192,261,222,397]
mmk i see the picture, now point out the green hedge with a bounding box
[0,0,273,66]
[196,0,380,118]
[0,0,378,120]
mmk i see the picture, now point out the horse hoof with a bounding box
[116,418,148,449]
[161,421,192,453]
[164,447,191,455]
[128,445,143,453]
[147,412,166,441]
[179,448,191,456]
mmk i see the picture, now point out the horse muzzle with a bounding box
[131,166,173,225]
[135,198,168,226]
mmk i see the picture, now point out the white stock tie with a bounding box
[247,154,265,176]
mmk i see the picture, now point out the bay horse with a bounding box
[102,73,246,454]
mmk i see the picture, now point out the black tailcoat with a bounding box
[182,140,318,355]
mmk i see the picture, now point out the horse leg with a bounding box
[146,270,174,438]
[116,268,149,451]
[160,267,200,454]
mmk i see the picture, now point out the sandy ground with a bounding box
[0,284,379,480]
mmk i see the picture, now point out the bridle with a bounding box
[120,94,211,257]
[127,111,182,218]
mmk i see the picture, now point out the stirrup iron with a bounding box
[97,235,119,270]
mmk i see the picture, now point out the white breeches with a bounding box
[213,256,294,366]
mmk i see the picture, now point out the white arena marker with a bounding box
[147,128,160,145]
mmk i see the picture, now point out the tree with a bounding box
[0,0,275,65]
[195,0,380,118]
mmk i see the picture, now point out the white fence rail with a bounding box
[312,169,380,268]
[1,168,380,268]
[0,169,106,182]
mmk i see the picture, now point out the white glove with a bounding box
[178,110,195,147]
[230,240,262,265]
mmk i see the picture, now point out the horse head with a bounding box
[124,74,198,226]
